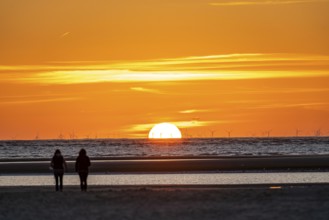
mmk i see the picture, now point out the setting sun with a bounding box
[148,123,182,139]
[1,0,329,139]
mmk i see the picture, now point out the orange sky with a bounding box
[1,0,329,139]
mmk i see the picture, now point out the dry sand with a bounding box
[1,185,329,220]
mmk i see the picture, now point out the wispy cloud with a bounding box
[126,123,154,132]
[179,109,211,114]
[173,120,220,128]
[126,120,221,132]
[60,32,70,38]
[245,102,329,110]
[1,53,329,84]
[126,120,242,135]
[16,70,262,84]
[130,87,163,94]
[209,0,329,6]
[0,97,80,105]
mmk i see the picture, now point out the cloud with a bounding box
[172,120,219,128]
[179,109,199,114]
[60,32,70,38]
[0,97,80,105]
[209,0,329,6]
[244,102,329,110]
[2,53,329,73]
[179,109,211,114]
[126,123,154,132]
[130,87,162,94]
[1,53,329,84]
[127,120,227,132]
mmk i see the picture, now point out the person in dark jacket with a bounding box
[75,149,91,191]
[50,149,67,191]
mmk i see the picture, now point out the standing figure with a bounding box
[50,149,67,191]
[75,149,91,191]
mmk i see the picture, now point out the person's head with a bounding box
[79,148,87,157]
[54,149,61,157]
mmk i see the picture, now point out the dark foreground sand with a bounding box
[1,185,329,220]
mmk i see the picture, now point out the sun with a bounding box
[148,123,182,139]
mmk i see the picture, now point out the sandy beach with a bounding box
[1,185,329,220]
[1,156,329,220]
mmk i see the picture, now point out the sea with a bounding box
[1,137,328,160]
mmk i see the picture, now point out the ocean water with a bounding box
[0,137,328,160]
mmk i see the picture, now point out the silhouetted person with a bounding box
[50,149,67,191]
[75,149,91,191]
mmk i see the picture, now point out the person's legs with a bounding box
[79,173,84,191]
[83,173,88,190]
[79,172,88,191]
[59,172,63,191]
[54,172,59,191]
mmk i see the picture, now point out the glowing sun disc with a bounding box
[148,123,182,139]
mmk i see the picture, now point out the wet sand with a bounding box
[1,185,329,220]
[1,155,329,173]
[2,172,329,186]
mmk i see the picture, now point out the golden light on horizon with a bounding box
[148,123,182,139]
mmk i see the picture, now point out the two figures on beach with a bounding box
[50,149,91,191]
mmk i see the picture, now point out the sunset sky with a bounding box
[1,0,329,139]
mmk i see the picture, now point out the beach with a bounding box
[1,185,329,220]
[1,156,329,219]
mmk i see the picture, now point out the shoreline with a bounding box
[1,155,329,173]
[2,154,329,162]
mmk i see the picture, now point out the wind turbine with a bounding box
[295,129,302,137]
[209,129,216,138]
[264,130,272,138]
[58,132,64,140]
[225,130,232,138]
[69,131,77,139]
[314,129,321,137]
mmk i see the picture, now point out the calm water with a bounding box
[0,137,329,160]
[1,172,329,186]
